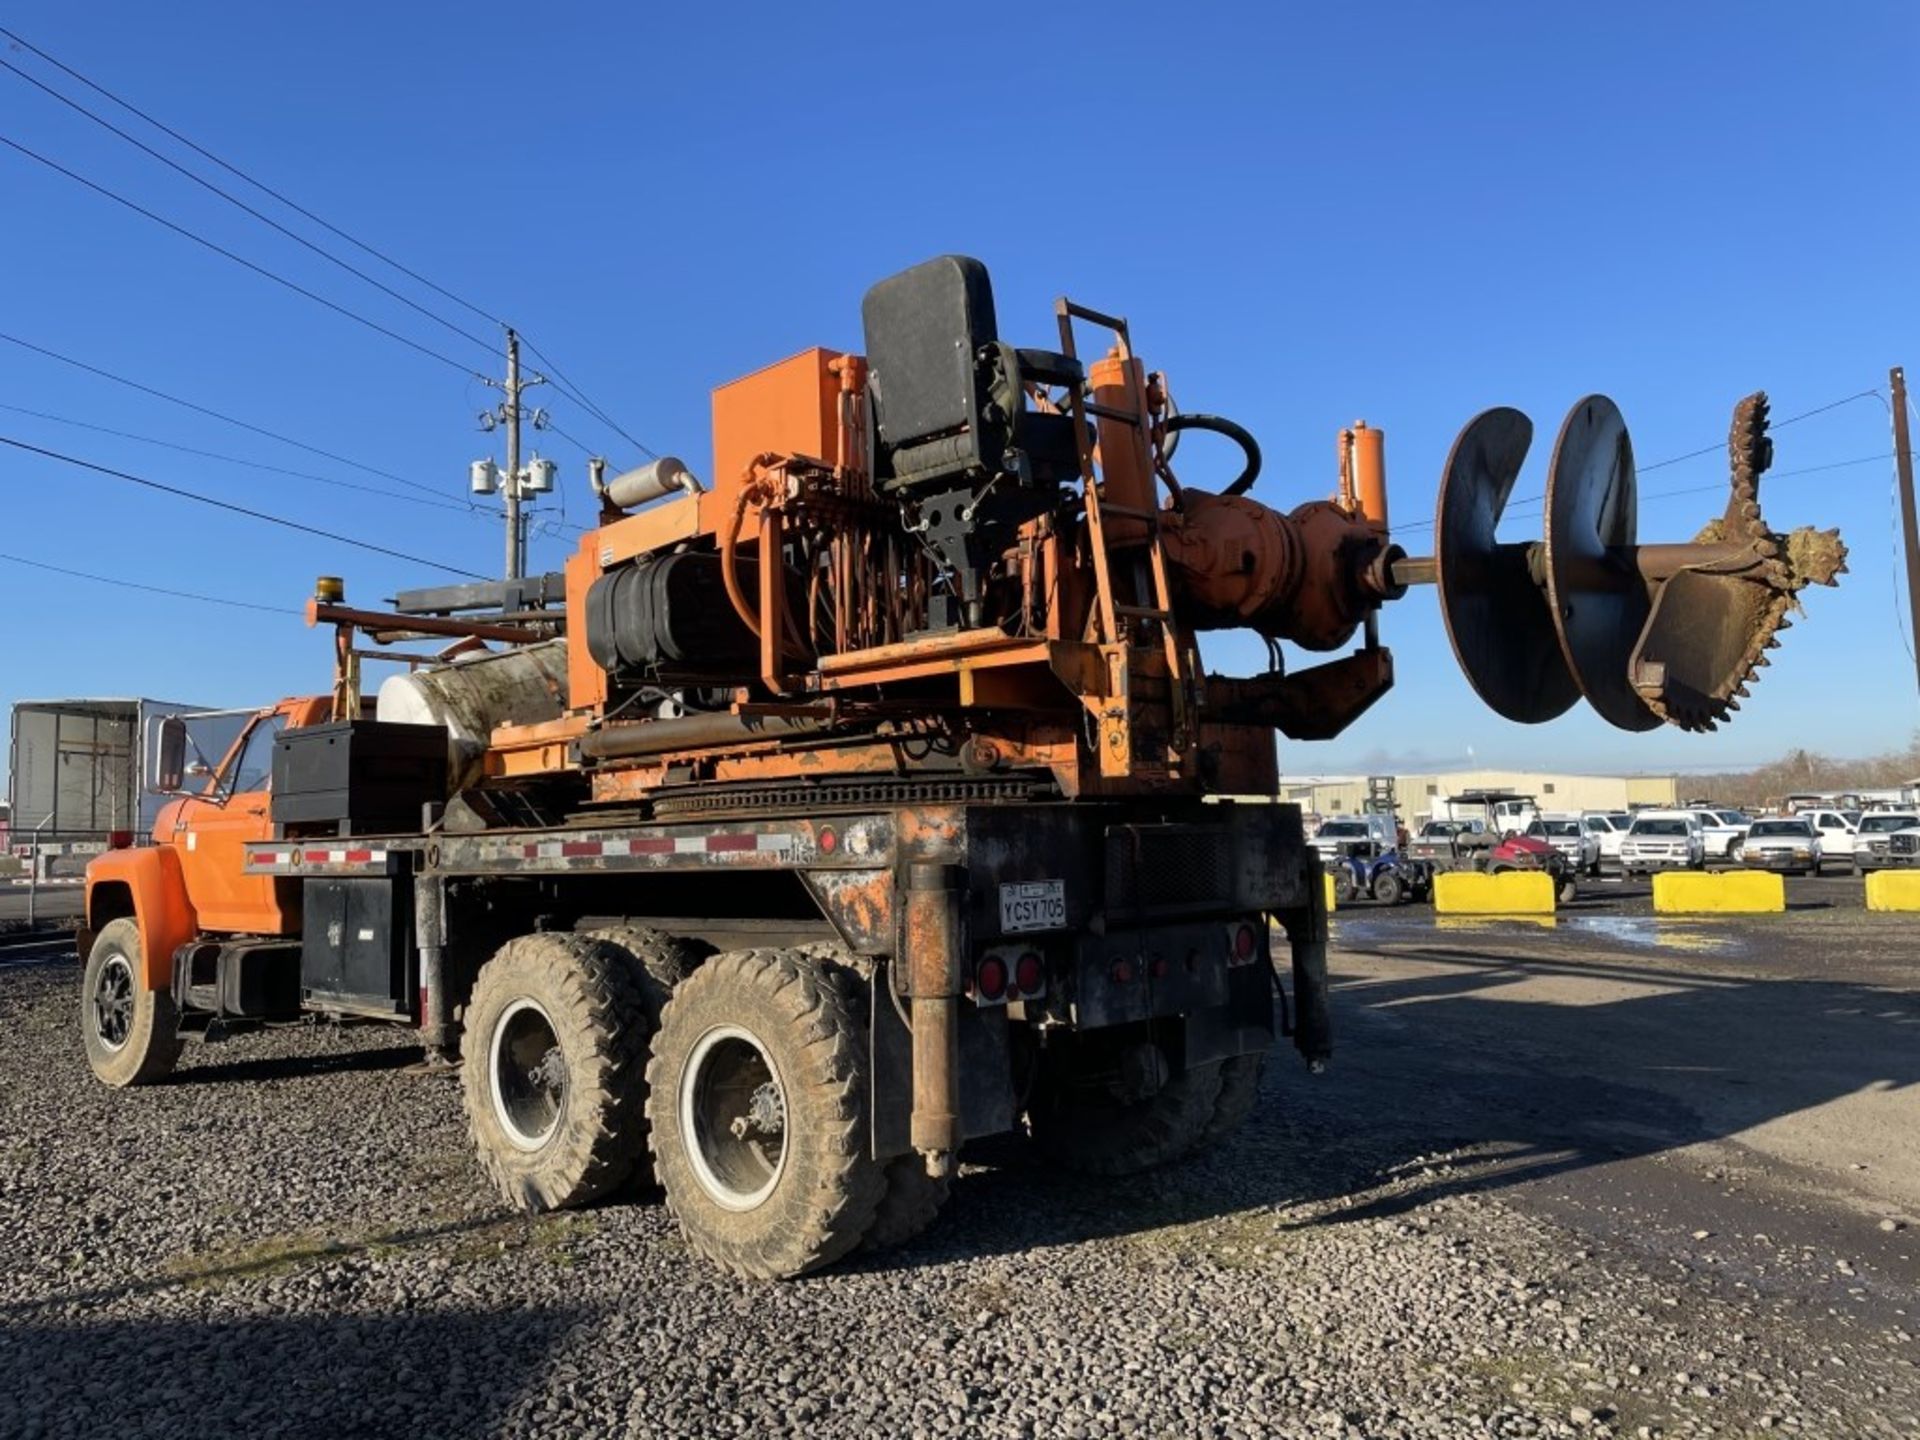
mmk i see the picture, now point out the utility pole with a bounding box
[503,328,523,580]
[474,329,548,582]
[1893,366,1920,701]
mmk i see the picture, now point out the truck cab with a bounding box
[80,697,328,1085]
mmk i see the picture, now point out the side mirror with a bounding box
[155,717,187,793]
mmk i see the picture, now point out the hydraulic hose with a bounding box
[1162,413,1262,497]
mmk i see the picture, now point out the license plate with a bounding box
[1000,880,1066,934]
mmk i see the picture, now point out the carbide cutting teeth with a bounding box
[1632,390,1845,727]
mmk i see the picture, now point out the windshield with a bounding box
[1716,811,1747,825]
[1419,822,1455,837]
[1747,820,1811,838]
[1842,811,1863,827]
[1859,815,1919,833]
[1630,819,1690,837]
[1317,823,1368,838]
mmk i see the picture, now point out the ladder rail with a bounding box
[1054,295,1193,765]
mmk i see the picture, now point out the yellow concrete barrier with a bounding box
[1652,870,1784,914]
[1432,870,1556,915]
[1866,871,1920,912]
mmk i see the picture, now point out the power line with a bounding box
[0,24,659,463]
[0,23,503,331]
[0,330,449,499]
[0,401,485,517]
[2,25,663,469]
[0,435,489,579]
[0,132,486,379]
[518,334,660,462]
[1394,390,1888,536]
[0,55,497,356]
[0,550,294,614]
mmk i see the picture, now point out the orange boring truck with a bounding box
[80,257,1844,1278]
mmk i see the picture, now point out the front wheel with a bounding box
[81,919,181,1088]
[1370,870,1405,906]
[647,948,883,1280]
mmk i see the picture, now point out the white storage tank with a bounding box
[375,640,570,793]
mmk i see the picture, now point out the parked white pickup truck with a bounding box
[1796,808,1859,871]
[1852,813,1920,874]
[1687,809,1750,863]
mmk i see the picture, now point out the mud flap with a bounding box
[1275,853,1332,1069]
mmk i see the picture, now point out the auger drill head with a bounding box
[1429,391,1845,733]
[1628,393,1847,730]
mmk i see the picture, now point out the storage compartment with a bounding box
[271,720,447,836]
[301,876,413,1017]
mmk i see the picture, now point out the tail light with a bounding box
[975,946,1047,1004]
[1225,921,1260,967]
[107,830,133,850]
[1013,951,1044,997]
[973,954,1010,1004]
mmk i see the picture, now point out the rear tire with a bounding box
[579,924,713,1191]
[862,1154,952,1253]
[461,933,651,1212]
[1200,1054,1267,1146]
[1028,1047,1223,1176]
[646,948,883,1280]
[1371,871,1404,906]
[81,918,181,1088]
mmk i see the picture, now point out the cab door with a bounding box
[167,713,290,934]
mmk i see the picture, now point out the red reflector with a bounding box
[1234,924,1258,961]
[1151,955,1169,979]
[1014,952,1043,995]
[976,955,1009,1001]
[107,830,133,851]
[1111,958,1134,985]
[818,825,838,854]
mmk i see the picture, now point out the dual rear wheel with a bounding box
[464,937,948,1279]
[464,933,1267,1278]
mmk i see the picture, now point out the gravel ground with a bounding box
[2,951,1915,1439]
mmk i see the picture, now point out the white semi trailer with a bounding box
[7,699,215,865]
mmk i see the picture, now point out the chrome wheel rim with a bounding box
[489,998,566,1150]
[680,1024,787,1211]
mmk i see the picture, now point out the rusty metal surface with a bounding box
[1434,407,1579,723]
[904,861,965,1165]
[1628,393,1847,730]
[1202,648,1395,741]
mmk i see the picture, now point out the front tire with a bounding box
[462,933,651,1212]
[81,918,181,1088]
[646,948,884,1280]
[1371,871,1405,906]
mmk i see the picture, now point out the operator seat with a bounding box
[861,255,1084,627]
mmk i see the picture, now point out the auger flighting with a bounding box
[1411,391,1846,733]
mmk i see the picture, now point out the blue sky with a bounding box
[0,4,1913,778]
